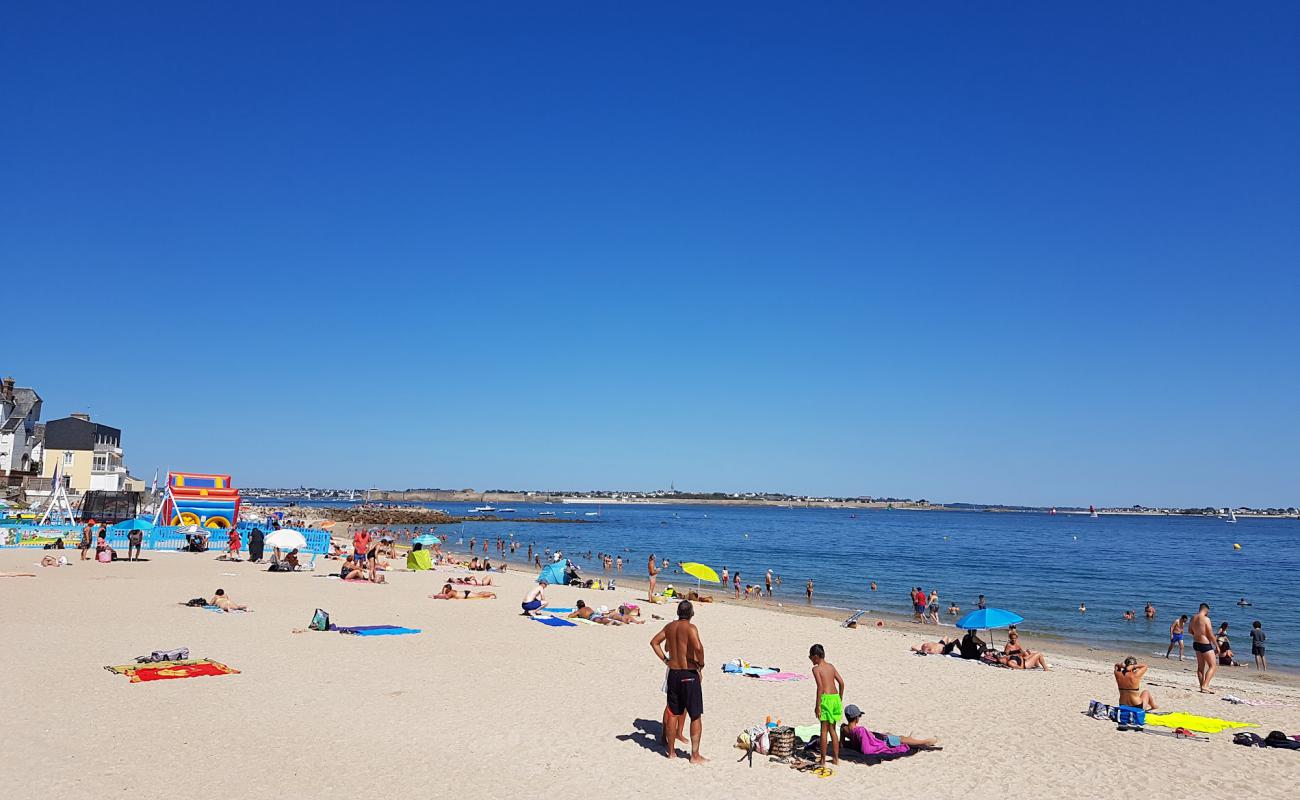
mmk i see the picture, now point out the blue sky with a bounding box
[3,3,1297,507]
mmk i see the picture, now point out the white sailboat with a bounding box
[1225,507,1238,523]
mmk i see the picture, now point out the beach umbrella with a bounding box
[412,533,442,546]
[680,561,720,595]
[955,607,1024,630]
[265,529,308,550]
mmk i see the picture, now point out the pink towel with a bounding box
[756,671,808,681]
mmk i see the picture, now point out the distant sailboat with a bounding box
[1049,507,1057,516]
[1089,505,1098,519]
[1226,507,1238,523]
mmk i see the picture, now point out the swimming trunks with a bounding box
[666,669,703,719]
[521,600,542,612]
[1193,641,1214,653]
[1252,645,1265,656]
[1171,633,1184,643]
[818,693,843,723]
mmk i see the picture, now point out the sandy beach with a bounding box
[3,548,1298,799]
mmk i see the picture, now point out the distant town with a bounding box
[240,485,1300,518]
[4,374,1295,521]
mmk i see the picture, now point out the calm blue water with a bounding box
[295,501,1300,668]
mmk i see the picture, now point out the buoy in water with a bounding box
[1233,543,1242,550]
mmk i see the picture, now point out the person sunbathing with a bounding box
[604,605,645,624]
[40,554,69,568]
[451,575,494,585]
[839,703,939,756]
[567,599,597,620]
[1114,657,1157,710]
[998,631,1050,670]
[911,637,960,655]
[958,629,986,660]
[211,589,250,612]
[430,582,496,600]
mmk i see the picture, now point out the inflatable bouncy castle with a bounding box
[160,472,241,528]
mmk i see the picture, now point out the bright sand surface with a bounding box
[3,549,1299,799]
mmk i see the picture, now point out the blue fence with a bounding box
[0,522,332,556]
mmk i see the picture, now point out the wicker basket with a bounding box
[767,726,796,758]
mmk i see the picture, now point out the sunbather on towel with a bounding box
[911,638,960,655]
[840,704,938,756]
[997,631,1050,671]
[211,589,250,612]
[606,605,645,624]
[452,576,494,586]
[431,583,496,600]
[40,555,69,568]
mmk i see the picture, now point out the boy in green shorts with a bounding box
[809,643,845,769]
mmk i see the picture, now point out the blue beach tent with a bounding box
[537,561,568,585]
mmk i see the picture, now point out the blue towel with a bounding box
[547,607,576,614]
[335,625,421,636]
[533,616,576,627]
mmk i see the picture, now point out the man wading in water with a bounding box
[650,600,707,763]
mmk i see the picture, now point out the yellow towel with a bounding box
[1144,712,1258,734]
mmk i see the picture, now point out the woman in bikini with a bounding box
[1114,657,1158,709]
[451,575,494,585]
[999,631,1050,670]
[430,583,496,600]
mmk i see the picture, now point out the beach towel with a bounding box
[202,605,247,613]
[756,672,808,682]
[331,625,421,636]
[532,616,577,627]
[105,659,239,683]
[546,607,576,614]
[1144,712,1258,734]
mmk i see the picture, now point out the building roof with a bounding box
[43,416,121,451]
[1,387,41,433]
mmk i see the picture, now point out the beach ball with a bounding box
[1233,543,1242,550]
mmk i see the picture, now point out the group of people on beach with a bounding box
[650,599,939,770]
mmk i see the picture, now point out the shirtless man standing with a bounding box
[647,553,659,602]
[1189,603,1219,693]
[1166,614,1188,660]
[650,600,706,764]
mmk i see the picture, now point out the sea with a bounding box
[270,500,1300,669]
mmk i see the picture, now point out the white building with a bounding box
[0,377,42,476]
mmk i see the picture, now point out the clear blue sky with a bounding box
[3,4,1297,507]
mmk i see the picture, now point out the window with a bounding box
[63,452,73,466]
[93,455,107,472]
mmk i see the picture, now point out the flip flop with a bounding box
[811,766,834,778]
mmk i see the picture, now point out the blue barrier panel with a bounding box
[1,521,333,555]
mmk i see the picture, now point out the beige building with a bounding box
[37,413,143,494]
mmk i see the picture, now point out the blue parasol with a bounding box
[412,533,442,546]
[956,607,1023,630]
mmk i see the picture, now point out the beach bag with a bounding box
[309,608,331,631]
[1234,732,1265,747]
[768,726,796,759]
[1114,706,1145,726]
[1264,731,1300,750]
[185,597,207,607]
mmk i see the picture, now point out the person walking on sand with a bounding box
[1250,621,1267,672]
[1166,614,1188,660]
[650,600,706,764]
[1189,603,1218,693]
[647,553,659,602]
[809,643,844,772]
